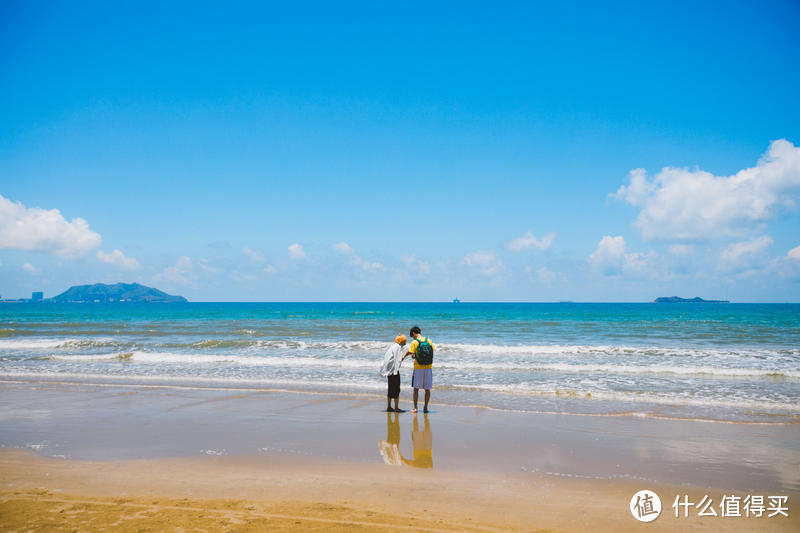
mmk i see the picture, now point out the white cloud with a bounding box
[588,235,658,277]
[463,250,504,277]
[154,256,193,285]
[243,246,266,263]
[22,262,40,274]
[770,246,800,280]
[402,254,430,276]
[523,265,566,284]
[615,168,654,205]
[720,236,773,263]
[232,270,258,283]
[535,266,557,284]
[668,244,695,256]
[241,247,275,273]
[612,139,800,240]
[359,260,385,271]
[623,249,658,276]
[332,242,354,255]
[332,241,384,271]
[588,236,627,272]
[508,231,555,252]
[0,194,102,258]
[96,249,141,270]
[288,243,306,259]
[199,258,223,274]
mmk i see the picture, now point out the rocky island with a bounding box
[653,296,730,303]
[48,283,187,303]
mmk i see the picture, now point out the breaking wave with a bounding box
[43,351,800,379]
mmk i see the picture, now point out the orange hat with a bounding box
[395,334,407,344]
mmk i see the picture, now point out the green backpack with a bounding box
[415,337,434,366]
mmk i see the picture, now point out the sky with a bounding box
[1,0,799,302]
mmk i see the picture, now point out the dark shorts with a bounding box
[387,373,400,398]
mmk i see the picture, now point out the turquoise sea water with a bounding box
[1,302,798,422]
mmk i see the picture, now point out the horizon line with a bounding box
[6,299,800,304]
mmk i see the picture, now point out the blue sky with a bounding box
[1,0,799,301]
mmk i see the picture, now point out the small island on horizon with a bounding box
[46,282,187,303]
[653,296,730,304]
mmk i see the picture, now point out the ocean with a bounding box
[1,302,798,423]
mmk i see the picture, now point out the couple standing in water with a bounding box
[379,325,434,413]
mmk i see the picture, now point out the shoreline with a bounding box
[1,379,799,531]
[1,374,797,425]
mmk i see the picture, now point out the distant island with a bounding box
[48,283,187,303]
[654,296,730,303]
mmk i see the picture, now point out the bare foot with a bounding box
[411,408,418,413]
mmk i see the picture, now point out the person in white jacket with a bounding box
[380,334,407,412]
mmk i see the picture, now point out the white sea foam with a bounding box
[3,336,795,361]
[454,361,800,379]
[0,339,79,349]
[1,371,798,413]
[49,351,375,369]
[186,339,391,351]
[0,370,385,392]
[436,343,792,360]
[45,351,800,378]
[457,382,800,412]
[61,338,119,348]
[0,338,119,349]
[218,340,794,360]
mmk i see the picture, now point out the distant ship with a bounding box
[452,298,461,303]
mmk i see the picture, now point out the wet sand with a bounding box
[1,379,798,531]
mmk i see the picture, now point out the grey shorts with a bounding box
[412,368,433,390]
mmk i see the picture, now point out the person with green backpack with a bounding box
[402,326,435,413]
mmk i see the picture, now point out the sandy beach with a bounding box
[3,0,799,529]
[1,379,798,532]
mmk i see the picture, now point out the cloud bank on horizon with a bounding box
[593,140,800,286]
[613,139,800,241]
[2,140,799,301]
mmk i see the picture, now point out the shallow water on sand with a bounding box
[1,382,798,491]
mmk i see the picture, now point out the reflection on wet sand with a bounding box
[378,412,403,465]
[378,412,433,469]
[408,413,433,468]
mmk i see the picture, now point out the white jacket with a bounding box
[379,342,405,377]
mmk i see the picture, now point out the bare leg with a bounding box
[423,390,430,412]
[387,397,392,411]
[412,388,419,412]
[393,397,399,411]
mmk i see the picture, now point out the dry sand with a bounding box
[2,449,798,532]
